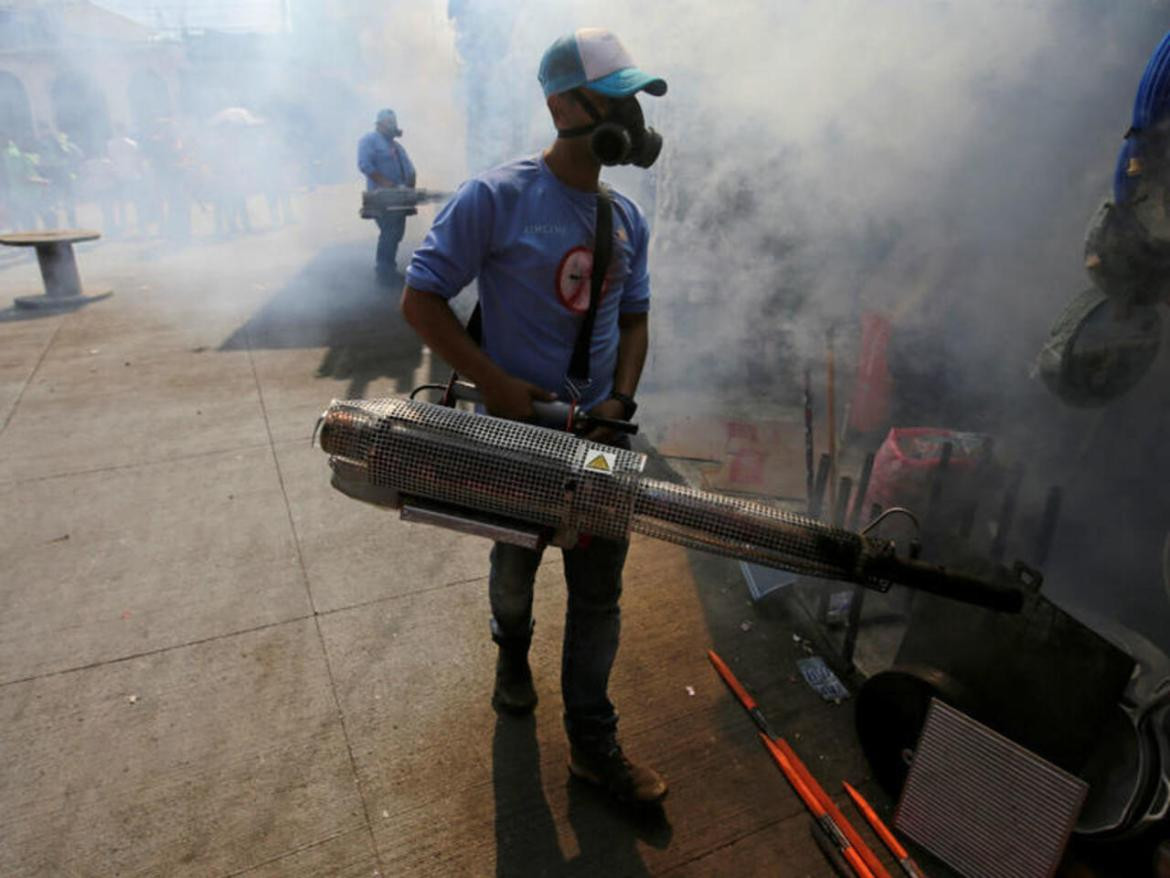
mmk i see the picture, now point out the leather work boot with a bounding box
[568,740,668,805]
[491,620,537,715]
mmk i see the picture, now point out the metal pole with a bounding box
[848,452,876,532]
[923,441,953,536]
[819,476,854,626]
[990,464,1024,562]
[811,452,831,519]
[804,366,815,512]
[832,476,853,527]
[1034,485,1063,568]
[842,459,874,667]
[826,328,837,514]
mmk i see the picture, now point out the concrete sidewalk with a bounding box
[0,186,895,877]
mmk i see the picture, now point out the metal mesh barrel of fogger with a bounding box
[318,397,643,540]
[318,398,868,581]
[631,479,866,581]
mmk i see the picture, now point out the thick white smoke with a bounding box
[13,0,1166,642]
[438,0,1170,645]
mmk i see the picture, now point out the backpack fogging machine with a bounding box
[360,188,453,218]
[314,395,1024,612]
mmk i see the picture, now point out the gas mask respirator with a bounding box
[558,90,663,168]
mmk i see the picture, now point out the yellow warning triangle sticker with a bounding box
[585,452,613,473]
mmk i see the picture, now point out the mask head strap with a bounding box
[557,88,605,139]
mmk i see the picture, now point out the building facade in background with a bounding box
[0,0,183,152]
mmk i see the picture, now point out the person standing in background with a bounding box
[143,117,192,242]
[107,125,146,235]
[260,122,296,227]
[357,108,416,286]
[38,130,83,228]
[2,138,46,230]
[80,152,117,234]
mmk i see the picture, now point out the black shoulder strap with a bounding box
[568,185,614,382]
[463,185,614,384]
[393,142,407,180]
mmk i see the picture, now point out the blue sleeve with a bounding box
[401,146,416,181]
[405,178,494,299]
[357,134,376,176]
[620,206,651,314]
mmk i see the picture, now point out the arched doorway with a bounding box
[51,70,111,156]
[0,70,34,146]
[127,69,171,138]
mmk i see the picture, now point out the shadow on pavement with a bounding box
[220,239,438,398]
[492,712,671,877]
[0,306,53,323]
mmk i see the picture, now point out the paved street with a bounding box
[0,185,895,877]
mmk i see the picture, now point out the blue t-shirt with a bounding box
[405,155,651,409]
[357,130,416,191]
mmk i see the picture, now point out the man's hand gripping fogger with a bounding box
[479,373,557,423]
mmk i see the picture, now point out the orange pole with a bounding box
[843,782,929,878]
[827,329,837,512]
[775,737,892,878]
[707,649,892,878]
[760,734,875,878]
[707,649,758,709]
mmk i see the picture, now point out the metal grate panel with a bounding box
[895,698,1088,878]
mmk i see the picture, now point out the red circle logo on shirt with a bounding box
[555,246,610,314]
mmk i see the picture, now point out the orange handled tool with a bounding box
[707,649,776,737]
[707,650,893,878]
[774,737,892,878]
[760,733,875,878]
[843,781,929,878]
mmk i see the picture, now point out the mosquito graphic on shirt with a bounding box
[556,243,615,313]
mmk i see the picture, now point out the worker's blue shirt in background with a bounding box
[405,155,651,410]
[357,130,415,191]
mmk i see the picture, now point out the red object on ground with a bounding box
[848,313,893,435]
[866,427,989,512]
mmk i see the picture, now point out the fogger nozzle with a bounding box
[316,398,1022,612]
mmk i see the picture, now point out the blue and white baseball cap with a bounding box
[538,28,667,99]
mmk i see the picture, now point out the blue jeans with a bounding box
[489,534,628,744]
[374,214,406,278]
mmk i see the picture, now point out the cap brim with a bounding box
[588,67,667,98]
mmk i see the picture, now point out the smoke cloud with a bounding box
[2,0,1167,646]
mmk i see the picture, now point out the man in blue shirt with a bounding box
[357,108,417,285]
[402,28,667,804]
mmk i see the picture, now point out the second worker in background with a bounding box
[358,108,416,286]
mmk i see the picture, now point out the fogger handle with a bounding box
[445,381,638,435]
[865,555,1024,612]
